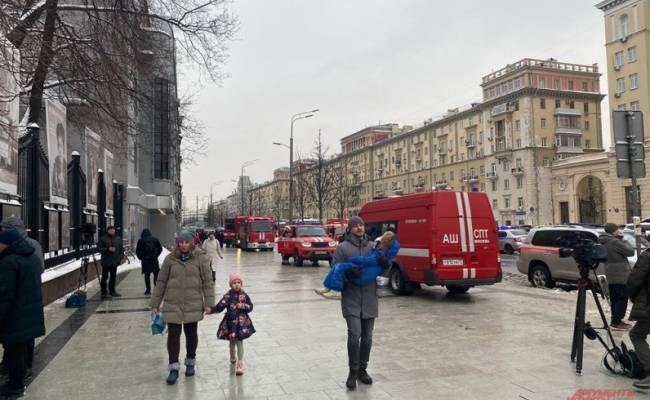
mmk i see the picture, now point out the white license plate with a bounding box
[442,259,464,266]
[315,251,328,255]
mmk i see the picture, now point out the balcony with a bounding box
[512,167,524,176]
[556,146,584,154]
[392,186,404,195]
[465,140,476,149]
[555,127,582,135]
[438,147,447,155]
[468,174,479,183]
[435,180,448,186]
[486,171,498,180]
[554,108,582,117]
[491,102,517,117]
[494,141,512,159]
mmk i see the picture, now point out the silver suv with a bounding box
[517,226,605,288]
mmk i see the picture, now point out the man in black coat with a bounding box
[0,227,45,397]
[136,229,163,295]
[627,247,650,389]
[98,226,124,299]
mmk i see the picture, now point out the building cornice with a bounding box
[596,0,633,12]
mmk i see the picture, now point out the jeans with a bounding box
[144,271,159,293]
[100,265,118,294]
[630,320,650,373]
[609,284,629,325]
[4,340,29,389]
[345,316,375,370]
[167,322,198,365]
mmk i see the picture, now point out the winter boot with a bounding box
[358,369,373,385]
[345,369,358,390]
[166,363,180,385]
[185,358,196,377]
[235,360,244,376]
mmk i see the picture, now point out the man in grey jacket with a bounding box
[599,222,635,330]
[331,216,377,390]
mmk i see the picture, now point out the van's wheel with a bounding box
[389,267,411,295]
[446,285,471,294]
[293,251,303,267]
[529,263,555,288]
[504,244,514,255]
[281,254,290,264]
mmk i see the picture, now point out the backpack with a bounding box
[141,239,158,259]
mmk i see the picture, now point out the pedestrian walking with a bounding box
[136,229,163,295]
[150,230,214,385]
[201,232,223,282]
[627,245,650,389]
[206,272,255,376]
[216,230,225,249]
[331,216,377,390]
[599,223,635,330]
[0,227,45,398]
[98,226,124,299]
[0,217,44,379]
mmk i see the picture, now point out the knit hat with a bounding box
[348,216,364,227]
[604,223,619,234]
[229,272,243,285]
[176,230,195,243]
[0,227,22,245]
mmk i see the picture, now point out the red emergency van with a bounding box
[223,217,237,247]
[359,191,502,295]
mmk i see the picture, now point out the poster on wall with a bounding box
[48,211,58,251]
[46,99,68,205]
[104,148,113,212]
[61,212,70,248]
[0,40,19,195]
[84,127,100,210]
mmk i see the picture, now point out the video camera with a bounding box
[559,237,607,271]
[78,223,97,246]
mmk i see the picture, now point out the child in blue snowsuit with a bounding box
[323,231,400,291]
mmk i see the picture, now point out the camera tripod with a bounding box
[78,250,101,290]
[570,261,620,375]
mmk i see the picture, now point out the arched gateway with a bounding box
[576,176,606,225]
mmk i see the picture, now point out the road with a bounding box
[500,253,520,275]
[20,247,639,400]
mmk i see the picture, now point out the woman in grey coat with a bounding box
[332,216,376,391]
[599,223,635,330]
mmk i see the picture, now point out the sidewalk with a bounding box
[9,249,647,399]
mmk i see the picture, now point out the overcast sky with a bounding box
[179,0,609,208]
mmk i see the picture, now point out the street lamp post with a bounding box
[285,109,319,223]
[208,181,223,226]
[240,159,258,215]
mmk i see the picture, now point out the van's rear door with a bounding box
[434,192,500,283]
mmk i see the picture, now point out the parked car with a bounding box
[498,229,528,254]
[518,225,641,288]
[276,224,337,266]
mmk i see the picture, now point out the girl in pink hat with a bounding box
[206,272,255,375]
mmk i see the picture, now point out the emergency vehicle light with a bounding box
[431,255,437,266]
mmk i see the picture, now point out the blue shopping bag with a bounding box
[151,311,166,335]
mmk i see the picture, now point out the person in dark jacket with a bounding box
[332,216,379,391]
[136,229,163,295]
[98,226,124,298]
[0,227,45,397]
[600,223,635,329]
[627,248,650,389]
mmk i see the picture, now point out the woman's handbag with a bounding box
[151,311,166,335]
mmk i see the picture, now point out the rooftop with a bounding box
[482,58,599,86]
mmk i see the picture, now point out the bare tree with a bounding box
[306,129,335,221]
[330,161,358,219]
[0,0,237,161]
[293,152,310,221]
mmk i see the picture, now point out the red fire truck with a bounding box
[324,218,348,242]
[359,191,502,295]
[277,223,337,266]
[223,217,237,247]
[236,216,276,251]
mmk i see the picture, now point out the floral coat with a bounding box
[211,289,255,341]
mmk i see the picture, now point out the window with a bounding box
[450,171,454,181]
[543,157,551,167]
[630,73,639,90]
[516,177,523,189]
[555,99,561,108]
[584,102,589,114]
[538,77,545,88]
[617,77,626,93]
[628,46,637,63]
[585,121,590,131]
[492,199,498,209]
[540,98,546,109]
[620,14,629,38]
[516,139,521,148]
[491,181,497,191]
[569,100,575,109]
[153,78,171,179]
[515,120,521,132]
[541,118,547,128]
[542,137,548,147]
[586,139,591,148]
[518,197,524,208]
[532,230,566,247]
[618,104,627,111]
[568,80,574,90]
[631,101,640,111]
[504,179,510,190]
[554,79,560,89]
[615,51,624,67]
[582,82,588,91]
[504,197,511,208]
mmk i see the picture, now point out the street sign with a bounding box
[613,111,645,178]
